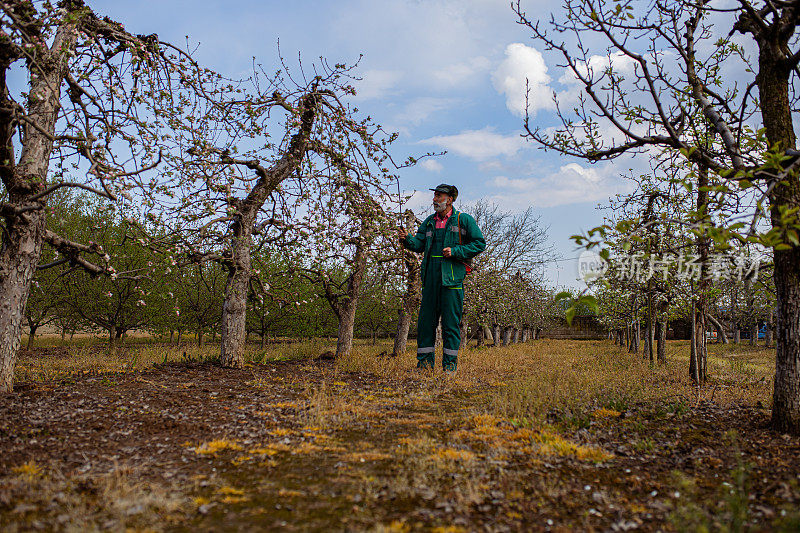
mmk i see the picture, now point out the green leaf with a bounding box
[555,291,572,302]
[580,295,599,314]
[565,306,577,326]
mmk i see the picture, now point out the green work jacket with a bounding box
[402,209,486,287]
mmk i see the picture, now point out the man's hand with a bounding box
[443,247,452,258]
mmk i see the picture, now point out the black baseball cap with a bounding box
[430,183,458,199]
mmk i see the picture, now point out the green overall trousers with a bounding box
[417,226,463,371]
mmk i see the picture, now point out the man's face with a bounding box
[433,191,451,212]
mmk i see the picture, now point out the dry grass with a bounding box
[337,337,774,424]
[0,463,192,532]
[482,340,773,427]
[15,336,341,384]
[6,336,782,530]
[16,336,775,427]
[14,342,220,384]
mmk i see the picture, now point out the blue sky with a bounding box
[92,0,636,288]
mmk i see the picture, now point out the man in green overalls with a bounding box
[398,184,486,371]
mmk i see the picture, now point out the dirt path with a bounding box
[2,356,799,531]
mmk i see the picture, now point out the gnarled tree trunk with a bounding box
[219,93,319,368]
[331,227,370,358]
[393,215,421,357]
[707,314,729,344]
[502,327,512,346]
[0,19,77,393]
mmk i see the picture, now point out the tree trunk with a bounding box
[220,220,251,367]
[772,248,800,432]
[393,214,421,357]
[335,301,358,357]
[748,30,800,432]
[765,311,774,347]
[26,325,37,350]
[493,324,502,347]
[219,92,319,367]
[627,293,638,354]
[656,299,668,363]
[393,307,414,357]
[690,304,700,384]
[628,319,640,354]
[734,329,741,344]
[459,321,470,350]
[335,233,369,358]
[646,287,654,363]
[481,324,492,346]
[690,163,710,383]
[177,329,183,347]
[707,314,729,344]
[690,306,708,384]
[0,21,77,393]
[197,329,203,347]
[502,327,512,347]
[749,321,758,346]
[657,319,667,364]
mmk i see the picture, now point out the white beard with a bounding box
[433,201,448,213]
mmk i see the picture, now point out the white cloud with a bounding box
[488,162,631,208]
[405,189,434,215]
[420,159,444,172]
[433,56,492,87]
[492,43,555,117]
[420,127,528,160]
[352,69,403,100]
[574,52,638,81]
[395,97,457,126]
[331,0,522,92]
[556,51,644,107]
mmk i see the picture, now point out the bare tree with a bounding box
[515,0,800,433]
[0,0,190,391]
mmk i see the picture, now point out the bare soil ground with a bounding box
[1,340,798,532]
